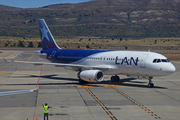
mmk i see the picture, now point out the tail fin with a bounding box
[38,19,61,50]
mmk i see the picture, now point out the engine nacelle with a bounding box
[78,70,104,82]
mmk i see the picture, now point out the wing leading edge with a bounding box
[4,59,109,71]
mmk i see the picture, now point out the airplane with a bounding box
[5,19,176,88]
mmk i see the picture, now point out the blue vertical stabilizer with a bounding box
[38,19,60,50]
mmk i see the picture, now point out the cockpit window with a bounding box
[161,59,167,62]
[157,59,161,63]
[153,59,157,63]
[153,59,170,63]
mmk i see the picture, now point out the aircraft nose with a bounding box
[166,64,176,73]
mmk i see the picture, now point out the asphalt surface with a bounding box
[0,49,180,120]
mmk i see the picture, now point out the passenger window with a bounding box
[153,59,157,63]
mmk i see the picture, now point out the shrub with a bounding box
[18,40,25,47]
[28,42,34,47]
[37,42,42,47]
[86,45,90,48]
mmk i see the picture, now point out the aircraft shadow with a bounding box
[89,78,167,89]
[10,74,79,81]
[8,75,167,89]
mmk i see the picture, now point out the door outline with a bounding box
[51,51,56,61]
[140,54,148,68]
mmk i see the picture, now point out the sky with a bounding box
[0,0,91,8]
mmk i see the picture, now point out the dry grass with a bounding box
[1,36,180,50]
[160,53,180,61]
[52,37,180,50]
[1,36,180,60]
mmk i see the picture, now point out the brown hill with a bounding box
[0,4,20,10]
[0,0,180,38]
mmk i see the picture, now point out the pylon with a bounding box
[36,116,38,120]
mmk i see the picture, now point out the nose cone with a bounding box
[166,64,176,73]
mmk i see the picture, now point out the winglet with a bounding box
[3,58,7,64]
[3,58,14,63]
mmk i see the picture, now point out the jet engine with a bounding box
[78,70,104,82]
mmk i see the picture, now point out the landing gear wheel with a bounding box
[111,75,120,82]
[111,76,115,82]
[115,75,120,82]
[148,83,154,88]
[147,76,154,88]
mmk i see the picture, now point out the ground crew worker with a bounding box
[42,103,53,120]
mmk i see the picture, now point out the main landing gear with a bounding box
[147,76,154,88]
[79,79,88,85]
[111,75,120,82]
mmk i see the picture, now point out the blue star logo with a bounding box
[40,26,49,41]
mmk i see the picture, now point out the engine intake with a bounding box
[78,70,104,82]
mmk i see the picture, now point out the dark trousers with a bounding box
[44,113,48,120]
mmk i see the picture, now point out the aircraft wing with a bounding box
[0,69,41,96]
[4,59,109,71]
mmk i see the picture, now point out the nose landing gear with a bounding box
[147,76,154,88]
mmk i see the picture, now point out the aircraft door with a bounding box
[100,56,104,64]
[140,54,148,68]
[51,51,57,61]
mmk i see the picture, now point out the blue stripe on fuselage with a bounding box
[48,49,109,63]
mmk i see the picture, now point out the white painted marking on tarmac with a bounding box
[40,80,63,82]
[136,80,180,82]
[0,71,41,96]
[0,89,36,96]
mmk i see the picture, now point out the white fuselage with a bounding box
[75,51,176,77]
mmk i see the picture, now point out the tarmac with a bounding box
[0,49,180,120]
